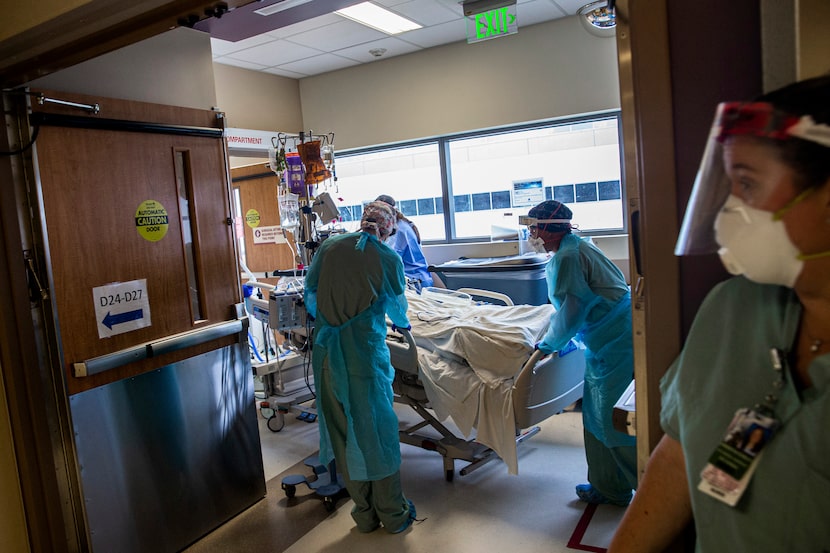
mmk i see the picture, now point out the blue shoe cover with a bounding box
[389,500,417,534]
[575,484,631,506]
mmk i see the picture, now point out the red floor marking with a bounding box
[567,503,607,552]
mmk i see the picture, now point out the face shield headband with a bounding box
[674,101,830,256]
[518,215,573,230]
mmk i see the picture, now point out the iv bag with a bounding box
[278,192,300,229]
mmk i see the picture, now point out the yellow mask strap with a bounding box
[797,250,830,262]
[772,188,813,221]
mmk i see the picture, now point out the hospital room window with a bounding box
[554,184,575,203]
[576,182,598,202]
[330,142,446,240]
[447,115,624,239]
[333,113,623,243]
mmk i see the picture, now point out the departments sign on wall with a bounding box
[225,128,277,154]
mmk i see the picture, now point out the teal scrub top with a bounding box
[661,277,830,552]
[537,233,635,448]
[305,232,410,481]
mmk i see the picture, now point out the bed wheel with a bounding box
[283,483,296,498]
[267,412,285,432]
[323,496,336,512]
[445,469,454,482]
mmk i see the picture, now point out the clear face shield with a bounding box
[675,101,830,256]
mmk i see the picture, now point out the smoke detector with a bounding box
[369,48,387,58]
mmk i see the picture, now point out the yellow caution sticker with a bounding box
[135,200,169,242]
[246,208,261,228]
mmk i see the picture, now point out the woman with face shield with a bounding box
[610,75,830,552]
[522,200,638,507]
[304,201,417,534]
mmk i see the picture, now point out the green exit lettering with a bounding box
[465,5,518,44]
[475,8,516,39]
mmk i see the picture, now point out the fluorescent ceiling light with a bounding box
[254,0,314,17]
[335,2,422,35]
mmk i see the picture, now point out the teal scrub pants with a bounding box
[319,364,412,532]
[584,428,638,502]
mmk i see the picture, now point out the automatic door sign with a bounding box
[135,199,169,242]
[93,279,151,338]
[245,208,261,228]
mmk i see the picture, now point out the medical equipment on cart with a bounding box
[244,279,315,432]
[388,288,585,480]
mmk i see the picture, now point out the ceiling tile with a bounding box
[396,19,465,49]
[519,0,572,25]
[550,0,595,16]
[226,39,324,66]
[265,13,347,39]
[276,53,362,76]
[262,66,309,79]
[334,36,423,62]
[284,19,388,51]
[210,34,277,56]
[206,0,574,78]
[390,0,464,25]
[214,58,269,71]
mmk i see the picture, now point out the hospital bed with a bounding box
[387,288,585,481]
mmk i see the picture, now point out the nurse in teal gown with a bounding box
[526,200,637,506]
[304,201,417,533]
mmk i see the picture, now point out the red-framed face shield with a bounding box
[674,101,830,256]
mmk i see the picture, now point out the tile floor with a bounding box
[186,386,627,553]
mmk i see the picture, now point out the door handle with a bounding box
[74,318,248,377]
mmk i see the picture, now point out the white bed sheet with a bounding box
[404,291,554,474]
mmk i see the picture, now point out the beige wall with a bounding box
[214,63,303,132]
[299,16,620,150]
[29,27,217,110]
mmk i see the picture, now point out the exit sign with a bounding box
[466,5,518,43]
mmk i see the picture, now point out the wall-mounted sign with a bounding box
[253,225,287,245]
[93,279,151,338]
[225,127,277,154]
[466,5,518,43]
[135,200,169,242]
[512,178,544,207]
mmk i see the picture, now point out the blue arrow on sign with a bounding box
[102,309,144,330]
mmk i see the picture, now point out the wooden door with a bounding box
[29,90,265,553]
[31,90,242,394]
[232,163,298,277]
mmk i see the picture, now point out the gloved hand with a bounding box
[534,342,552,355]
[391,323,412,333]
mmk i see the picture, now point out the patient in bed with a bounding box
[403,291,555,474]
